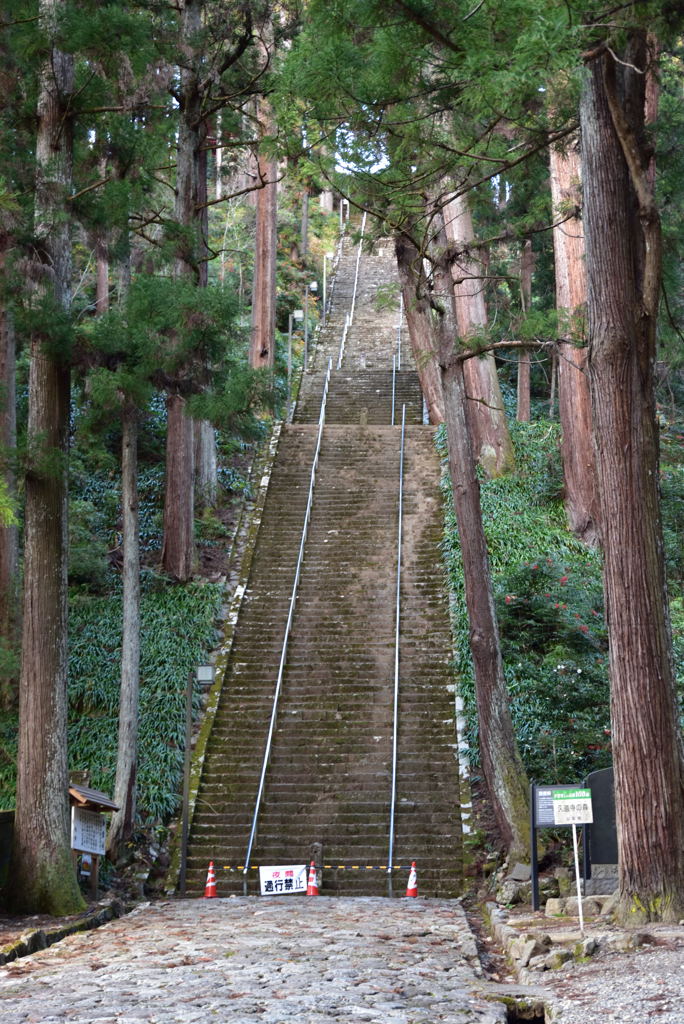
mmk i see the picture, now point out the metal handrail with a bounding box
[325,229,346,325]
[391,355,397,426]
[336,314,350,370]
[348,211,367,326]
[243,359,334,891]
[337,213,366,370]
[397,292,403,369]
[387,404,406,893]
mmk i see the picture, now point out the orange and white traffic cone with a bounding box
[204,860,217,898]
[405,860,418,898]
[306,860,319,896]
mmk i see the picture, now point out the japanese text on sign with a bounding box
[552,788,593,826]
[258,865,307,896]
[71,807,106,855]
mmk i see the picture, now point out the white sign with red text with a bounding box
[258,864,307,896]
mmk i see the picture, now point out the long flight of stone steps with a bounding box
[182,224,463,898]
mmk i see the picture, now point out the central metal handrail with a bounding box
[336,313,350,370]
[348,211,366,327]
[387,403,406,893]
[243,358,334,890]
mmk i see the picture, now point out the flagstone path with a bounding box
[0,897,543,1023]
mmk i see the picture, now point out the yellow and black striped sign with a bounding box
[221,863,407,873]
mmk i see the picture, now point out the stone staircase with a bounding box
[183,226,463,898]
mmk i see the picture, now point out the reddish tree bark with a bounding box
[442,193,514,477]
[516,240,533,423]
[432,213,529,860]
[249,101,278,369]
[161,0,204,579]
[162,393,196,580]
[582,35,684,921]
[394,231,444,423]
[0,237,18,710]
[10,0,84,914]
[549,138,600,545]
[249,18,278,371]
[107,402,141,861]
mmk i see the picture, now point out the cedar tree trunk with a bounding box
[549,138,600,544]
[162,393,196,580]
[582,35,684,921]
[195,419,218,507]
[0,237,18,710]
[516,240,533,423]
[442,193,514,477]
[432,216,529,860]
[161,0,204,579]
[10,1,84,913]
[394,231,444,423]
[249,56,278,371]
[107,404,141,861]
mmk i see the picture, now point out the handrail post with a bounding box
[387,404,406,892]
[242,359,334,890]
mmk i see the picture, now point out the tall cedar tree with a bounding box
[549,136,601,544]
[431,208,530,859]
[581,28,684,922]
[9,0,85,914]
[442,191,515,477]
[162,0,256,579]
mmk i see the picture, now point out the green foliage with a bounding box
[68,497,112,593]
[67,583,223,823]
[661,458,684,589]
[0,711,18,809]
[441,412,684,780]
[439,420,610,783]
[0,583,224,815]
[495,557,609,781]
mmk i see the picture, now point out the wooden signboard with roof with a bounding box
[69,782,118,897]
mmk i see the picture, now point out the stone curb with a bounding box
[484,899,684,990]
[0,899,126,966]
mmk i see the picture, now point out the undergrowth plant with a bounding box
[439,420,609,785]
[0,584,223,818]
[439,415,684,784]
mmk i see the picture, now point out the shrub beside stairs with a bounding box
[181,232,464,897]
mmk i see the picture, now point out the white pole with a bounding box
[304,286,309,371]
[572,823,585,937]
[287,313,293,415]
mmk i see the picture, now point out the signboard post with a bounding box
[530,783,594,924]
[552,788,593,935]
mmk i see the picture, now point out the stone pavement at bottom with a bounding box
[0,897,534,1024]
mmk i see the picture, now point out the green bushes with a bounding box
[439,421,609,784]
[0,583,223,819]
[440,416,683,784]
[68,583,223,823]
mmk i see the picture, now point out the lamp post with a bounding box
[304,280,317,372]
[180,663,215,896]
[288,308,304,415]
[323,251,334,326]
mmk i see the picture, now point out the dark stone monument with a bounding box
[583,766,618,894]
